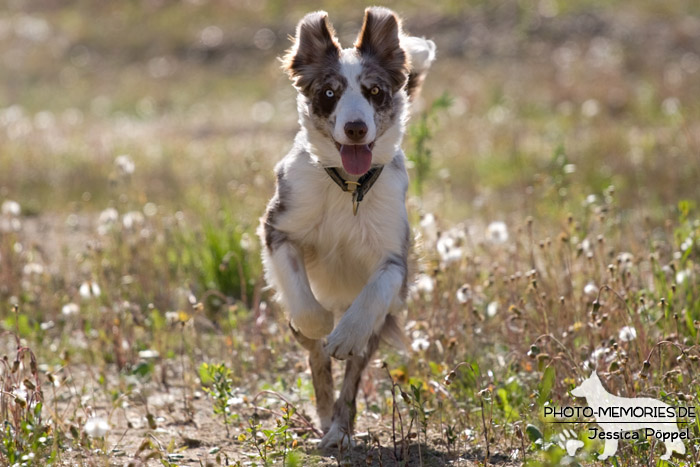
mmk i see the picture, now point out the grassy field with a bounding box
[1,0,699,465]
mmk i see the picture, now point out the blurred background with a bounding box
[2,0,699,221]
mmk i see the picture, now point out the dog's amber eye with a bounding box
[370,86,380,95]
[325,89,334,98]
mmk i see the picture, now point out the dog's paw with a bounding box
[324,319,370,360]
[318,423,355,450]
[290,307,334,340]
[557,428,584,457]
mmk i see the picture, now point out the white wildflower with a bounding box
[563,164,576,174]
[676,269,690,285]
[22,263,44,275]
[456,285,472,304]
[79,281,101,299]
[165,311,181,324]
[143,202,158,217]
[583,282,598,296]
[486,221,508,244]
[12,382,28,404]
[97,207,119,235]
[486,301,500,317]
[618,326,637,342]
[617,252,634,270]
[419,213,438,244]
[61,303,79,316]
[580,238,591,253]
[227,396,244,407]
[1,200,21,216]
[239,233,252,251]
[138,349,160,359]
[98,207,118,224]
[436,234,463,264]
[680,237,692,252]
[411,335,430,352]
[84,416,110,438]
[114,154,135,175]
[581,99,600,118]
[414,274,434,294]
[122,211,144,230]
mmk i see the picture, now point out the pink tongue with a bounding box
[339,144,373,175]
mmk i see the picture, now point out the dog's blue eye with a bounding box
[325,89,334,98]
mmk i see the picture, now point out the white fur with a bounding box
[401,36,436,74]
[263,131,409,356]
[333,51,377,145]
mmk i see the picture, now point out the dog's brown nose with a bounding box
[344,121,368,142]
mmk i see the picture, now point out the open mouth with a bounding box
[334,141,375,175]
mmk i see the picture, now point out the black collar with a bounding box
[324,166,384,216]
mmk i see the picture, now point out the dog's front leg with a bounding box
[264,239,334,339]
[325,254,406,360]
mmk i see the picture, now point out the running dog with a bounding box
[258,7,435,448]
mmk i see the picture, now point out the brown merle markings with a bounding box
[405,69,427,101]
[289,323,334,432]
[283,12,341,94]
[371,91,404,141]
[308,72,347,118]
[262,166,290,251]
[355,7,408,92]
[330,333,381,437]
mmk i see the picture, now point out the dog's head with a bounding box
[283,7,411,175]
[571,371,603,398]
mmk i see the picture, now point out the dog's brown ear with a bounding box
[283,11,341,90]
[355,7,408,90]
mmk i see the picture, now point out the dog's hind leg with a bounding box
[319,333,380,449]
[598,436,618,460]
[290,324,334,433]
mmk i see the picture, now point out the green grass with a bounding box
[1,0,699,465]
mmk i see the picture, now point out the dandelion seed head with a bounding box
[143,202,158,217]
[22,262,44,276]
[84,416,110,438]
[413,274,434,295]
[1,200,21,216]
[114,154,135,175]
[676,269,690,285]
[583,282,598,296]
[122,211,144,230]
[618,326,637,342]
[456,284,472,304]
[97,208,119,235]
[437,234,463,264]
[227,396,244,407]
[411,332,430,352]
[486,221,508,244]
[79,281,101,299]
[61,303,79,316]
[486,301,499,317]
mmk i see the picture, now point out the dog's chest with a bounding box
[292,184,396,307]
[303,193,386,269]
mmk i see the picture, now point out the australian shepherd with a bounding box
[258,7,435,448]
